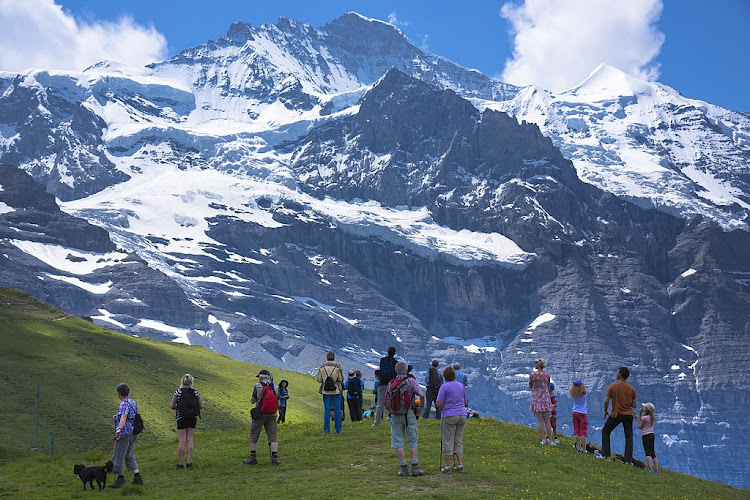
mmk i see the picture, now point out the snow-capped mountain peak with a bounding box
[566,63,653,99]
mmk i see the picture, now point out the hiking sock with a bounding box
[411,460,419,465]
[400,460,407,467]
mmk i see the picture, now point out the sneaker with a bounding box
[548,440,558,446]
[132,474,144,486]
[109,476,125,489]
[411,464,424,476]
[243,456,258,465]
[398,465,410,477]
[185,463,193,468]
[176,464,184,469]
[540,439,547,445]
[455,465,464,473]
[271,455,281,466]
[441,466,452,474]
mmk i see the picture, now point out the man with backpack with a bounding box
[422,359,443,419]
[345,370,364,421]
[386,361,425,476]
[243,369,280,466]
[316,351,344,434]
[374,346,397,426]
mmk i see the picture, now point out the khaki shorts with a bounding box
[249,414,278,444]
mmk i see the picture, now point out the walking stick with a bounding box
[439,418,443,471]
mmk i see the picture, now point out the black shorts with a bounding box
[177,417,197,430]
[642,433,656,458]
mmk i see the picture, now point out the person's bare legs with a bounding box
[536,414,546,442]
[652,456,659,472]
[186,428,195,464]
[544,415,554,443]
[177,429,187,465]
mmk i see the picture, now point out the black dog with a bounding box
[73,460,113,490]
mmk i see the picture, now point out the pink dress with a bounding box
[529,370,553,413]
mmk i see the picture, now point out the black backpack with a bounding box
[322,367,337,392]
[379,357,396,384]
[178,388,201,419]
[348,378,362,397]
[127,400,144,435]
[428,367,442,389]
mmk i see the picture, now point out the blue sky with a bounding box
[2,0,748,111]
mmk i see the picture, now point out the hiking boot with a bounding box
[132,474,144,486]
[411,464,424,476]
[271,455,281,466]
[109,476,125,489]
[243,456,258,465]
[455,465,464,473]
[186,463,193,468]
[398,465,409,476]
[176,464,184,469]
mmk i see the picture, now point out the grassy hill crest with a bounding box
[0,287,747,499]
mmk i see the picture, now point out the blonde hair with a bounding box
[569,383,587,397]
[181,374,194,388]
[642,405,656,425]
[535,358,547,370]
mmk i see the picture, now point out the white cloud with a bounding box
[500,0,665,91]
[387,11,408,27]
[0,0,167,72]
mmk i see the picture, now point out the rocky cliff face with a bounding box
[0,13,748,487]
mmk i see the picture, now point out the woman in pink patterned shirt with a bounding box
[529,358,555,446]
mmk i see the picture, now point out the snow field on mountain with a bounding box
[9,239,129,274]
[62,160,534,270]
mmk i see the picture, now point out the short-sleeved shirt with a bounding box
[173,388,201,420]
[572,394,587,414]
[115,397,138,439]
[550,392,558,417]
[455,370,468,386]
[436,380,467,418]
[606,380,636,417]
[639,414,654,435]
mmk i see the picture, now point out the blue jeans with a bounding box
[323,394,342,433]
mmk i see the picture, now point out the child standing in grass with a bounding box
[549,382,559,443]
[569,379,588,452]
[637,402,659,473]
[277,380,289,423]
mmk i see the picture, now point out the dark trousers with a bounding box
[422,388,440,419]
[602,414,634,462]
[277,406,287,423]
[347,397,362,421]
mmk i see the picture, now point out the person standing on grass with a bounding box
[436,365,468,473]
[528,358,555,446]
[423,359,443,419]
[569,379,588,453]
[387,361,425,476]
[244,369,281,465]
[549,382,559,443]
[110,383,143,488]
[317,351,344,434]
[374,346,397,426]
[636,402,659,473]
[170,374,203,469]
[601,366,637,463]
[345,370,363,421]
[277,380,289,423]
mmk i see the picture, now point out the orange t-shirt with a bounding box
[606,381,636,417]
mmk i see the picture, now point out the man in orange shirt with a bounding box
[601,366,637,463]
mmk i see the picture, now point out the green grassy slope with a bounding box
[0,287,747,499]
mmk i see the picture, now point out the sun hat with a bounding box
[256,369,271,377]
[642,402,655,413]
[572,378,583,386]
[549,382,555,390]
[348,370,355,377]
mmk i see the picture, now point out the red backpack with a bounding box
[258,383,278,414]
[385,378,413,415]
